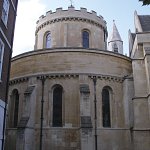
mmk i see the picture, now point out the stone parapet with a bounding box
[36,7,107,34]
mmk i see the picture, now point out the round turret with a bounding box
[34,7,107,50]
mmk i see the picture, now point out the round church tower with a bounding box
[35,6,107,50]
[6,7,133,150]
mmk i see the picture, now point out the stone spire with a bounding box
[108,20,123,54]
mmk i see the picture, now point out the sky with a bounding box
[12,0,150,56]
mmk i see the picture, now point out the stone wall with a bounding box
[10,48,131,80]
[6,48,134,150]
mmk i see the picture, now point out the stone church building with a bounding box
[5,7,150,150]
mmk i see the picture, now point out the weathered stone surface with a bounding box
[5,8,150,150]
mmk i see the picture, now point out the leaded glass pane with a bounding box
[102,89,111,127]
[53,86,62,127]
[13,90,19,128]
[45,32,51,48]
[82,31,89,48]
[1,0,9,25]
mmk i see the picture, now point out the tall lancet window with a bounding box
[82,30,89,48]
[52,85,63,127]
[45,32,51,48]
[102,87,111,127]
[12,89,19,128]
[113,43,118,53]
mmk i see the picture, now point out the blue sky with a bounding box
[12,0,150,56]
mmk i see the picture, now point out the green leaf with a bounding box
[143,0,150,5]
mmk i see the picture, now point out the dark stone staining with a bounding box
[81,116,92,128]
[80,84,90,93]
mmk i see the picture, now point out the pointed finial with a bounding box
[70,0,73,7]
[113,20,115,23]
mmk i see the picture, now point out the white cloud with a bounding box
[13,0,46,56]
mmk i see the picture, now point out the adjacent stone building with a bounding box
[0,0,18,149]
[5,7,150,150]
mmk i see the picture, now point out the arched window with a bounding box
[52,85,63,127]
[102,88,111,127]
[12,89,19,128]
[82,30,89,48]
[113,43,118,53]
[45,32,51,48]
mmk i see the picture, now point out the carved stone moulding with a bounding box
[36,17,106,34]
[9,73,124,86]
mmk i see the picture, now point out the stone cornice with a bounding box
[11,48,131,62]
[9,77,29,85]
[89,74,124,83]
[35,16,107,34]
[9,73,125,86]
[37,74,79,80]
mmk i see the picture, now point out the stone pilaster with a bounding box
[80,84,93,150]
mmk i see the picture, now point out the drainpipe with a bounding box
[93,76,97,150]
[39,77,45,150]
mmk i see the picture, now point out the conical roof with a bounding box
[108,20,122,42]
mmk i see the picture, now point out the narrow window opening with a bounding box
[113,43,118,53]
[12,90,19,128]
[102,88,111,127]
[82,30,89,48]
[45,32,51,48]
[104,30,106,42]
[52,86,63,127]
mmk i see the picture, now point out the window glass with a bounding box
[52,85,63,127]
[102,88,111,127]
[82,31,89,48]
[14,91,19,127]
[113,43,118,53]
[0,42,3,59]
[1,0,10,25]
[11,89,19,128]
[45,32,51,48]
[0,39,4,79]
